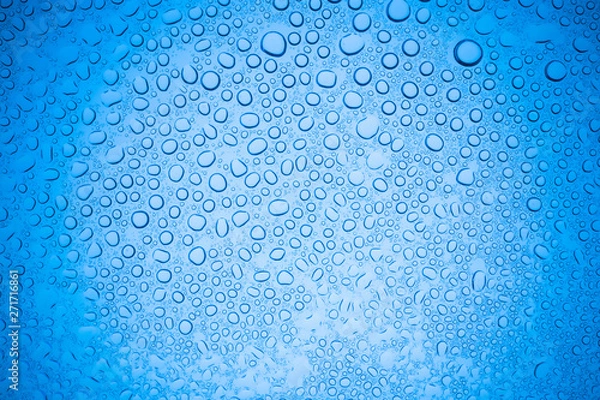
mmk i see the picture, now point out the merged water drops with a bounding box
[0,0,598,398]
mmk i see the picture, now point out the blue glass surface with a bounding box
[1,0,599,398]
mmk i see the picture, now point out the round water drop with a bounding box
[506,135,519,149]
[348,171,365,186]
[273,0,289,10]
[339,34,365,55]
[422,267,437,280]
[366,151,386,169]
[245,172,261,188]
[454,40,483,66]
[205,305,217,317]
[102,70,119,85]
[89,131,106,144]
[250,225,266,240]
[353,13,371,32]
[402,39,420,56]
[197,150,216,167]
[401,82,418,98]
[387,0,410,22]
[456,168,475,186]
[237,89,253,106]
[168,165,184,182]
[356,115,379,139]
[382,53,399,69]
[188,214,207,231]
[527,197,542,212]
[217,52,236,69]
[179,319,193,335]
[156,74,170,92]
[189,246,206,265]
[157,269,172,283]
[481,192,494,205]
[468,0,485,11]
[415,7,431,24]
[228,312,240,324]
[544,60,567,82]
[248,138,268,155]
[373,178,388,192]
[277,270,294,285]
[317,70,337,88]
[153,250,170,263]
[425,134,444,151]
[232,211,250,227]
[240,113,260,128]
[324,134,340,150]
[354,67,372,85]
[209,173,227,192]
[268,199,289,216]
[82,108,97,125]
[343,91,363,108]
[201,71,220,90]
[131,211,149,228]
[261,31,287,57]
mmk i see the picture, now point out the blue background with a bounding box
[1,0,599,398]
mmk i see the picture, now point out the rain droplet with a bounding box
[425,134,444,152]
[454,40,483,66]
[131,211,149,228]
[386,0,410,22]
[261,31,287,57]
[544,60,567,82]
[189,246,206,265]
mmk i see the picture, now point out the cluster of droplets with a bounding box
[1,0,599,398]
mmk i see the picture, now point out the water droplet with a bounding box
[356,115,379,139]
[544,60,567,82]
[254,270,271,282]
[156,269,172,283]
[386,0,410,22]
[527,197,542,212]
[454,40,483,66]
[208,173,227,192]
[178,319,193,335]
[425,134,444,151]
[353,13,372,32]
[131,211,149,228]
[268,199,289,216]
[261,31,287,57]
[247,138,268,155]
[201,71,220,90]
[316,70,337,88]
[456,168,475,186]
[189,246,206,265]
[339,34,365,55]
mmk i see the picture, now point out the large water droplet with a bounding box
[454,40,483,66]
[545,60,567,82]
[386,0,410,22]
[261,31,287,57]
